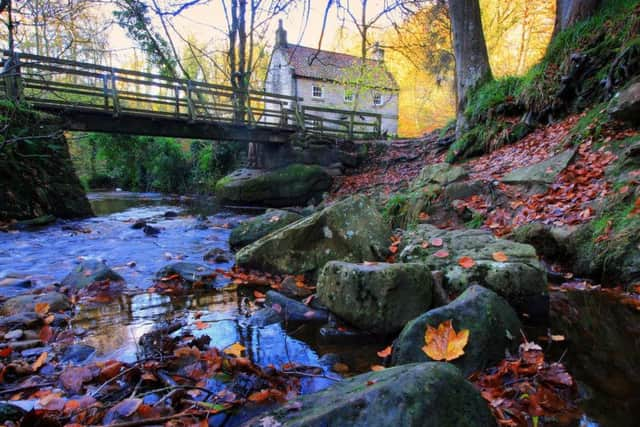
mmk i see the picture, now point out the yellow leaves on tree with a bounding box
[422,320,469,362]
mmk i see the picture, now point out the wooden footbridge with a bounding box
[0,51,382,142]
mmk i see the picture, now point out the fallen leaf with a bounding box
[224,342,246,358]
[332,362,350,373]
[0,347,12,357]
[422,320,469,362]
[253,290,266,299]
[433,250,449,258]
[420,241,430,249]
[34,303,50,315]
[430,238,443,247]
[492,252,509,262]
[550,334,565,342]
[39,325,53,343]
[194,321,208,330]
[370,365,386,371]
[248,389,271,403]
[458,256,476,269]
[32,352,48,371]
[377,346,392,358]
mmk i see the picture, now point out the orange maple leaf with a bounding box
[376,346,392,358]
[492,251,509,262]
[422,320,469,361]
[34,303,50,315]
[458,256,476,269]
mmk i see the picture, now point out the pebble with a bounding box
[3,329,23,340]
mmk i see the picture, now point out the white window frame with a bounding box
[373,92,383,106]
[312,85,323,98]
[344,91,354,103]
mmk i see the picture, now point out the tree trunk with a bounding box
[554,0,602,34]
[449,0,493,139]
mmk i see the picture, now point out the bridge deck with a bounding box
[1,51,382,142]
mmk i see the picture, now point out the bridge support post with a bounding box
[2,53,22,102]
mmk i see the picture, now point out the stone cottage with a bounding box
[264,20,399,136]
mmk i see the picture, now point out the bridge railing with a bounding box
[1,51,381,139]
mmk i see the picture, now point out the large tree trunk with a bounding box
[554,0,602,34]
[449,0,493,139]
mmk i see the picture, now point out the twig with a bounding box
[0,381,54,395]
[90,410,207,427]
[90,365,139,398]
[281,370,341,381]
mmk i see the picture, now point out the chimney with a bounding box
[275,19,287,48]
[372,42,384,62]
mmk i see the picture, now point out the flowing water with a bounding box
[0,192,381,396]
[0,192,637,426]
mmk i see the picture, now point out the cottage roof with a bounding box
[279,44,399,91]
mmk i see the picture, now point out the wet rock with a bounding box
[13,215,57,230]
[131,219,146,229]
[236,195,391,279]
[2,292,71,316]
[400,224,548,319]
[215,164,332,207]
[502,148,576,190]
[50,313,71,328]
[0,312,42,329]
[265,291,328,324]
[317,325,378,345]
[3,330,23,340]
[164,211,179,218]
[0,275,32,289]
[509,222,574,260]
[609,81,640,125]
[61,259,124,289]
[155,262,216,286]
[245,362,495,427]
[61,344,96,364]
[443,180,487,201]
[280,276,312,298]
[392,285,521,375]
[143,224,161,236]
[21,346,51,358]
[317,262,433,334]
[229,209,302,250]
[6,340,43,352]
[203,248,231,264]
[246,307,282,327]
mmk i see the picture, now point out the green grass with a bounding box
[464,77,525,122]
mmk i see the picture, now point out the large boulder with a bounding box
[393,285,521,375]
[502,148,576,190]
[2,292,72,316]
[61,259,124,289]
[317,262,433,334]
[244,362,495,427]
[400,224,547,318]
[214,165,331,207]
[236,196,391,278]
[229,209,302,250]
[609,81,640,125]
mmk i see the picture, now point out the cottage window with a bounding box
[344,91,354,103]
[373,93,382,106]
[312,85,323,98]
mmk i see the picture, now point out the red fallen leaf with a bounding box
[389,245,399,254]
[0,347,12,357]
[492,252,509,262]
[458,256,476,269]
[137,403,161,419]
[253,290,266,299]
[370,365,385,371]
[377,346,392,358]
[98,360,123,381]
[195,321,208,330]
[39,325,53,343]
[430,238,443,247]
[418,212,430,221]
[248,389,271,403]
[433,250,450,258]
[103,398,142,424]
[39,395,66,411]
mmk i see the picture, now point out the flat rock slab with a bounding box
[245,362,495,427]
[2,292,71,316]
[317,261,433,334]
[502,148,576,186]
[392,285,521,375]
[400,224,548,319]
[229,209,302,250]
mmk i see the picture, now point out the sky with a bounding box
[105,0,402,67]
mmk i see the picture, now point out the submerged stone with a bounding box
[61,259,124,289]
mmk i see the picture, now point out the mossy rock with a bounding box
[229,209,302,250]
[244,362,496,427]
[410,163,468,190]
[392,285,521,375]
[399,224,548,319]
[236,195,391,279]
[214,164,331,207]
[317,261,433,334]
[61,259,124,289]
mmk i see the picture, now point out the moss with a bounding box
[465,212,485,229]
[464,77,526,123]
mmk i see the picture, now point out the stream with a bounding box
[0,192,638,426]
